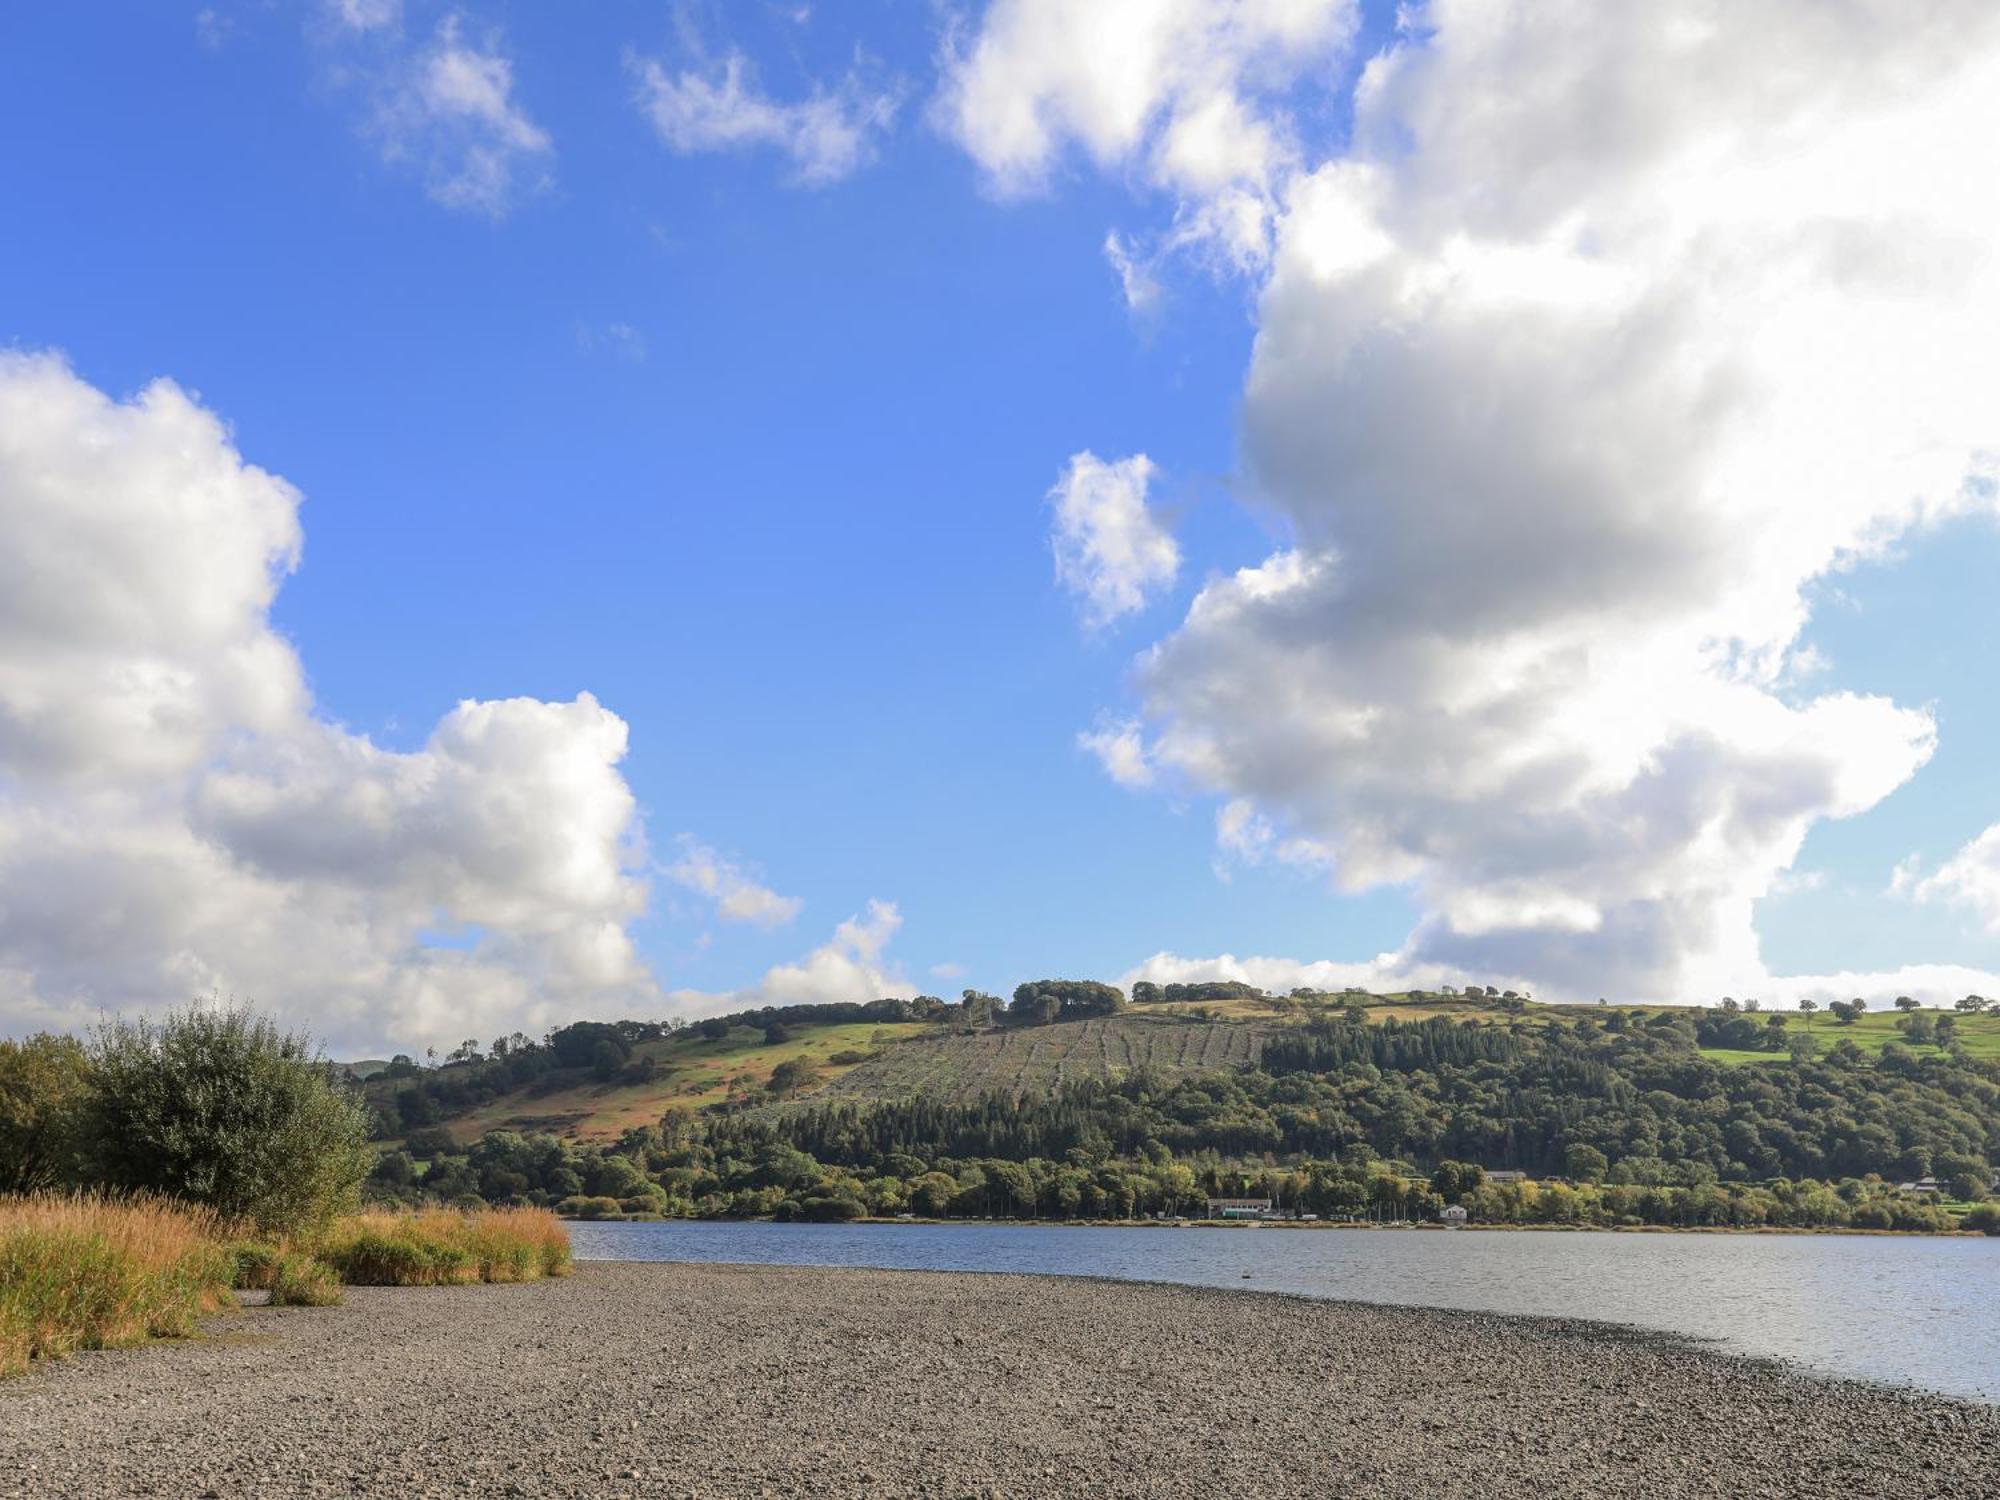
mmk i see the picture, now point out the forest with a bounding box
[359,1004,2000,1234]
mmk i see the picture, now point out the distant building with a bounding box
[1206,1197,1273,1220]
[1483,1170,1527,1185]
[1895,1176,1942,1196]
[1439,1205,1469,1226]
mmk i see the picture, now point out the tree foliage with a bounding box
[87,1005,372,1234]
[0,1033,93,1192]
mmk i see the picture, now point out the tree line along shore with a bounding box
[341,983,2000,1234]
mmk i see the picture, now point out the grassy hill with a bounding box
[364,995,2000,1145]
[368,1020,932,1144]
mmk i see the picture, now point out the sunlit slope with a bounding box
[365,997,2000,1141]
[376,1021,931,1144]
[816,1012,1273,1104]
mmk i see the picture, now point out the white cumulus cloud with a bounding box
[1049,452,1179,628]
[631,50,898,186]
[0,352,656,1054]
[981,2,2000,1003]
[1911,825,2000,932]
[663,837,802,929]
[940,0,1358,267]
[669,900,911,1016]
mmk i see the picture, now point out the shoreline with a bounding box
[566,1211,1990,1238]
[4,1261,1995,1498]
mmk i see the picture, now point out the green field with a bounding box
[1692,1007,2000,1066]
[1698,1048,1780,1068]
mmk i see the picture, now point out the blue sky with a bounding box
[3,2,1999,1048]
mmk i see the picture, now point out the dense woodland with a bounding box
[353,997,2000,1234]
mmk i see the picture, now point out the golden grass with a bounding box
[312,1206,571,1287]
[1,1200,569,1380]
[0,1193,235,1379]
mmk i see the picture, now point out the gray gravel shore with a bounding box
[2,1261,1996,1498]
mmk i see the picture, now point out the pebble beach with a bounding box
[2,1261,1996,1498]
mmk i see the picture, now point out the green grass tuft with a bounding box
[267,1253,343,1307]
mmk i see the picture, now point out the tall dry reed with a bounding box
[0,1193,235,1378]
[313,1206,571,1286]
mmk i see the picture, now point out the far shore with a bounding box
[562,1211,1995,1238]
[3,1261,1995,1499]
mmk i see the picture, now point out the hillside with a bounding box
[361,991,2000,1145]
[367,1017,933,1144]
[817,1012,1270,1104]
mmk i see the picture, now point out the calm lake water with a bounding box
[572,1220,2000,1403]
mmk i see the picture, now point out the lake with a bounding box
[572,1220,2000,1403]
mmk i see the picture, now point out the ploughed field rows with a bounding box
[817,1014,1269,1103]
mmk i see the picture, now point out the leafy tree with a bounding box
[86,1005,372,1234]
[1897,1014,1937,1047]
[551,1021,632,1071]
[403,1126,457,1159]
[1895,996,1921,1013]
[958,991,999,1028]
[1564,1143,1609,1183]
[0,1033,93,1192]
[1945,1172,1987,1201]
[1008,980,1126,1025]
[1429,1159,1484,1203]
[767,1058,818,1096]
[911,1171,959,1216]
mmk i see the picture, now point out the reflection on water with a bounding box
[571,1218,2000,1403]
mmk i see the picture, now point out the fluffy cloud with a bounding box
[663,838,802,929]
[0,353,655,1053]
[757,899,906,1004]
[367,15,552,216]
[1077,718,1154,789]
[1049,452,1179,628]
[1911,826,2000,932]
[1212,799,1333,880]
[670,900,911,1016]
[631,51,898,186]
[940,0,1357,266]
[986,3,2000,1002]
